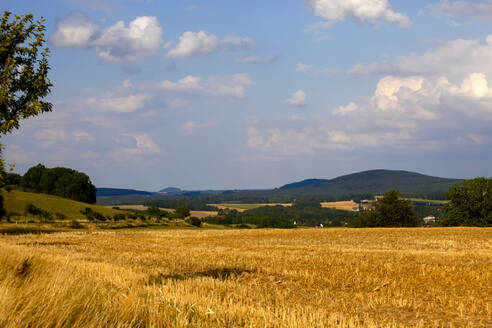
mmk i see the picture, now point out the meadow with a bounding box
[0,228,490,327]
[2,190,127,221]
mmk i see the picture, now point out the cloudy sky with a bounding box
[3,0,492,190]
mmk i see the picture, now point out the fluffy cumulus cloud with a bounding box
[247,35,492,158]
[51,14,164,62]
[159,73,253,98]
[285,90,307,107]
[167,31,254,57]
[428,1,492,20]
[51,12,99,47]
[306,0,412,27]
[349,36,492,81]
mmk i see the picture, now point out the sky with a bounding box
[3,0,492,190]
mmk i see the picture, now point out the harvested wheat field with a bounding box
[0,228,490,327]
[321,201,360,211]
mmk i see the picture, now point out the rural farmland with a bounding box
[0,228,490,327]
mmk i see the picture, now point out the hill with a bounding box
[97,188,154,197]
[279,170,461,199]
[280,179,328,189]
[3,189,128,220]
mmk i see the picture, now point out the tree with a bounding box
[1,11,52,134]
[21,164,97,204]
[174,205,190,218]
[439,178,492,227]
[0,11,52,218]
[351,190,421,227]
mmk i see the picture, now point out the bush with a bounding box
[439,178,492,227]
[187,217,202,227]
[350,190,421,227]
[174,205,190,219]
[113,213,126,221]
[55,212,67,220]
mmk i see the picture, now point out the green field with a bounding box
[406,198,448,205]
[2,189,127,221]
[212,203,272,210]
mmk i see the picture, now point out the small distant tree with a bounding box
[351,190,421,227]
[439,178,492,227]
[113,213,126,221]
[174,205,190,218]
[187,216,202,227]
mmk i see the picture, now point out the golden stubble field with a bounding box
[0,228,490,327]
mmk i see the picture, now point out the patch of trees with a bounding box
[143,196,215,211]
[350,190,422,227]
[203,210,295,229]
[244,204,356,227]
[21,164,97,204]
[439,178,492,227]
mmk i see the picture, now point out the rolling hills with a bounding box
[278,169,462,198]
[3,189,128,220]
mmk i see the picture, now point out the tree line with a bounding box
[12,164,97,204]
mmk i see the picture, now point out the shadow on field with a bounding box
[148,267,256,284]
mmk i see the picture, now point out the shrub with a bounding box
[187,217,202,227]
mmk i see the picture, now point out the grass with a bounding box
[212,203,291,211]
[2,189,129,221]
[0,228,490,327]
[406,198,449,205]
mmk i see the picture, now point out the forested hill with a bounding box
[96,188,154,197]
[279,170,462,199]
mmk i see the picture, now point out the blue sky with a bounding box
[3,0,492,190]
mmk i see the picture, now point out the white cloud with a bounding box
[247,71,492,157]
[86,93,151,112]
[428,1,492,20]
[111,133,162,162]
[285,90,307,107]
[160,75,202,91]
[183,120,218,134]
[93,16,163,62]
[350,36,492,81]
[297,63,313,72]
[236,56,279,64]
[52,14,164,62]
[306,0,411,27]
[159,74,253,99]
[51,12,99,47]
[167,30,254,57]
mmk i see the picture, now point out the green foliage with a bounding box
[0,194,5,219]
[1,11,52,134]
[24,203,52,221]
[80,207,107,221]
[241,205,355,227]
[351,190,421,227]
[439,178,492,227]
[113,213,126,221]
[291,198,321,209]
[21,164,97,204]
[144,206,169,218]
[186,216,202,227]
[55,212,67,220]
[174,205,190,218]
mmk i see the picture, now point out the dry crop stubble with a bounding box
[0,228,490,327]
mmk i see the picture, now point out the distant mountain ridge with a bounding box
[279,169,462,197]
